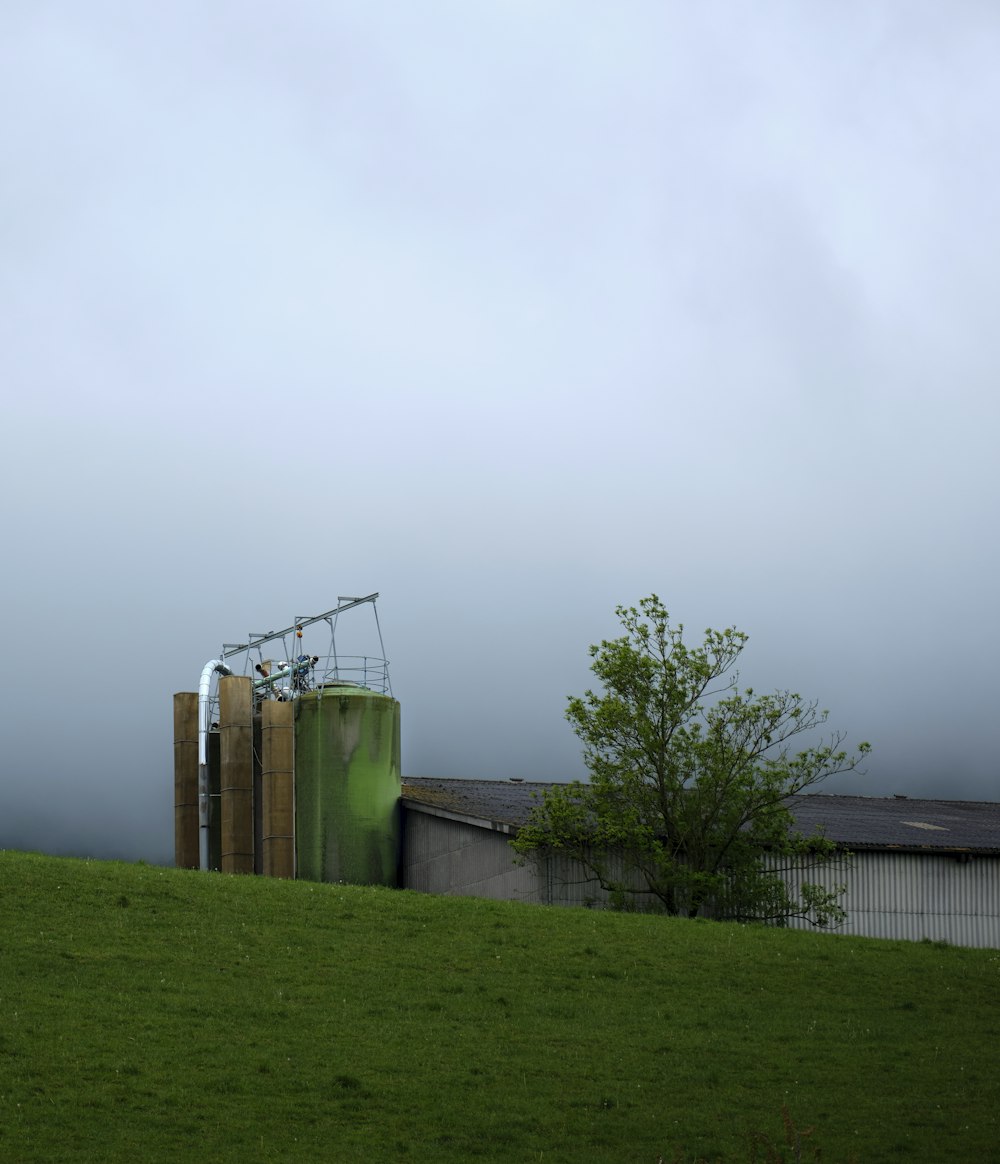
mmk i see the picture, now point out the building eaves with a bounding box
[401,778,545,832]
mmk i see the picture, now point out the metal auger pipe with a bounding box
[198,659,232,871]
[252,657,318,691]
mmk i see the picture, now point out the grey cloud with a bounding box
[2,2,998,865]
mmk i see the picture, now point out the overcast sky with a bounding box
[2,2,998,865]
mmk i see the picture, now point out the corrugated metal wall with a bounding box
[777,850,1000,947]
[402,807,1000,946]
[542,850,654,909]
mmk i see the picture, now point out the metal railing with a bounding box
[251,653,391,699]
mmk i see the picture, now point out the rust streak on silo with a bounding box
[173,692,199,869]
[261,700,295,878]
[219,675,254,874]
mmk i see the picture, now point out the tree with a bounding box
[512,597,870,926]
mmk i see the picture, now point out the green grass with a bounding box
[1,852,997,1162]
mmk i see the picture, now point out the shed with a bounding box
[400,779,1000,948]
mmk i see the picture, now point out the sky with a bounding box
[2,1,999,865]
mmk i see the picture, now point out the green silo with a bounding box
[293,683,401,885]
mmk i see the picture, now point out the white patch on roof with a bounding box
[901,821,949,831]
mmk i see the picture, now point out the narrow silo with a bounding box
[293,683,401,885]
[173,693,199,869]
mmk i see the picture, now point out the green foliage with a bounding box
[1,852,997,1162]
[513,596,870,924]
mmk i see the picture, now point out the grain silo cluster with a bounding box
[173,596,401,885]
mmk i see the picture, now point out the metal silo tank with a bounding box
[293,683,401,885]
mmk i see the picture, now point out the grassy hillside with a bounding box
[1,852,997,1162]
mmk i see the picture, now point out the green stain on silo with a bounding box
[293,686,401,885]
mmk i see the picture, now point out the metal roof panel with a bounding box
[401,779,1000,853]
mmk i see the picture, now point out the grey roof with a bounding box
[401,778,548,831]
[787,794,1000,853]
[401,778,1000,854]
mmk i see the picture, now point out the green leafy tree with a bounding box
[512,597,870,925]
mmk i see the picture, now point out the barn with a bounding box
[400,779,1000,948]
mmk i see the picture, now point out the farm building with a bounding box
[400,779,1000,949]
[174,605,1000,949]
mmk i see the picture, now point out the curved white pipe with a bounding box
[198,659,232,871]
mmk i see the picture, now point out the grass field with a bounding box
[1,851,997,1162]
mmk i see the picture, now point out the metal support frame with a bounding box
[220,593,379,660]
